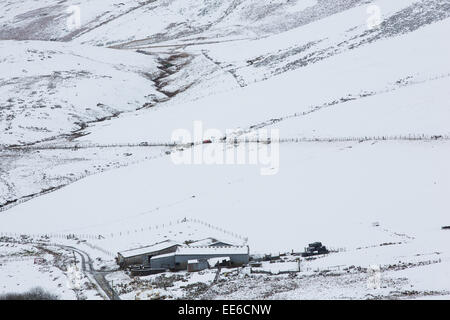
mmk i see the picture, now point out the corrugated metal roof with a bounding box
[150,251,176,259]
[188,237,235,247]
[150,246,248,261]
[118,240,180,258]
[176,245,248,256]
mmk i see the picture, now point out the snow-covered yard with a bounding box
[0,239,102,299]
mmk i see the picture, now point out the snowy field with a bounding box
[0,240,102,299]
[2,141,449,299]
[0,40,161,146]
[3,141,450,252]
[0,0,449,299]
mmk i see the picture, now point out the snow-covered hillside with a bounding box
[0,0,153,41]
[1,0,449,300]
[79,13,450,144]
[0,41,162,146]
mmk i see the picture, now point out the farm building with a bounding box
[150,245,249,271]
[117,240,181,268]
[187,237,235,247]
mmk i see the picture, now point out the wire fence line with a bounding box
[0,218,246,242]
[0,232,100,241]
[185,217,248,243]
[84,216,248,244]
[228,134,450,144]
[2,132,444,212]
[276,134,450,143]
[0,236,116,258]
[0,216,248,257]
[0,256,37,263]
[3,133,449,152]
[0,150,166,214]
[4,141,176,151]
[82,242,115,257]
[0,185,66,214]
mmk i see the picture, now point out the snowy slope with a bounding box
[200,0,449,85]
[0,0,154,41]
[78,14,450,144]
[72,0,358,47]
[2,140,450,299]
[2,140,449,252]
[1,0,450,299]
[0,40,162,146]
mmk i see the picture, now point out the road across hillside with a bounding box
[55,245,120,300]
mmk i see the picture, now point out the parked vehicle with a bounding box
[301,242,329,257]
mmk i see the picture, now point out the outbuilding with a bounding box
[117,240,181,268]
[188,237,235,247]
[150,245,249,271]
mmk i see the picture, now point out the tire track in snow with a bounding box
[54,244,120,300]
